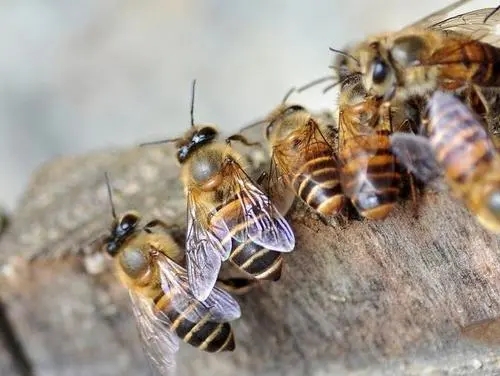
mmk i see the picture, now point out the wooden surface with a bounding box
[2,135,500,375]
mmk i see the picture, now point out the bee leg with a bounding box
[226,134,261,148]
[408,172,420,220]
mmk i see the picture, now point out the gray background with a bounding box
[0,0,494,210]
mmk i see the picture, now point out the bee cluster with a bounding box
[95,2,500,374]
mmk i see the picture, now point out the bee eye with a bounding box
[119,213,138,232]
[371,58,389,84]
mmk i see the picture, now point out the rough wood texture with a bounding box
[2,135,500,375]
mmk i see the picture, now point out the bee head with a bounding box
[176,126,218,163]
[105,211,141,257]
[266,104,306,141]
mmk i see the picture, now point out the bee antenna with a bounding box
[282,87,297,103]
[139,137,180,147]
[323,73,355,94]
[329,47,359,66]
[104,172,117,220]
[190,79,197,127]
[297,75,335,93]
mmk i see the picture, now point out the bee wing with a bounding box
[429,8,500,47]
[405,0,473,29]
[128,289,180,375]
[390,132,442,183]
[185,191,230,301]
[229,162,295,252]
[157,253,241,322]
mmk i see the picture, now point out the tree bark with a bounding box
[1,136,500,376]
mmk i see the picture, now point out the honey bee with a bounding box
[143,81,295,301]
[244,87,345,218]
[341,1,500,106]
[337,74,402,219]
[391,90,500,232]
[101,173,241,373]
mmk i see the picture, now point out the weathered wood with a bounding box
[2,134,500,375]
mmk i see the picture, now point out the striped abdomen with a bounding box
[428,92,496,193]
[290,143,344,216]
[215,199,283,281]
[340,130,401,219]
[154,293,235,352]
[432,38,500,88]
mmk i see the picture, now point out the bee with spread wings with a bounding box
[142,81,295,301]
[391,90,500,233]
[101,173,241,374]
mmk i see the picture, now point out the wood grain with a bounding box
[2,130,500,375]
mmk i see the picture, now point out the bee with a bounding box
[101,173,241,373]
[142,80,295,301]
[341,1,500,107]
[391,90,500,233]
[336,74,402,220]
[243,87,345,218]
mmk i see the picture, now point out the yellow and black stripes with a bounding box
[215,199,283,281]
[154,293,235,353]
[429,95,495,187]
[290,145,344,216]
[340,130,401,219]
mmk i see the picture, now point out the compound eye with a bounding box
[119,248,149,279]
[199,127,218,140]
[372,57,389,84]
[119,213,139,233]
[283,105,305,116]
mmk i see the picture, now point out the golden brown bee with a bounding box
[391,91,500,233]
[248,88,345,218]
[143,81,295,301]
[342,1,500,104]
[337,75,402,220]
[101,173,241,374]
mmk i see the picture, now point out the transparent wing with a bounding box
[227,160,295,252]
[129,290,180,376]
[405,0,473,30]
[429,8,500,47]
[390,132,442,182]
[157,253,241,322]
[185,190,230,301]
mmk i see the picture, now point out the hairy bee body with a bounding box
[340,129,401,219]
[391,91,500,233]
[173,123,294,300]
[341,6,500,103]
[427,92,500,232]
[110,219,235,353]
[265,103,345,217]
[337,77,401,220]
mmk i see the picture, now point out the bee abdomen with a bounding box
[167,302,235,352]
[229,240,283,281]
[341,134,400,219]
[468,42,500,87]
[291,153,344,216]
[429,98,495,184]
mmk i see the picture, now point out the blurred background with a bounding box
[0,0,495,211]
